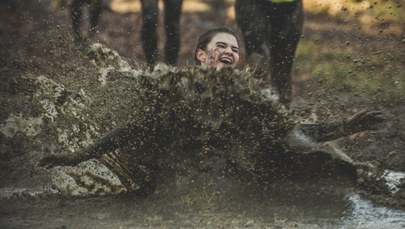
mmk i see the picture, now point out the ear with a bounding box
[195,49,207,64]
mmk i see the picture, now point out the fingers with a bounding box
[361,111,385,125]
[348,110,385,124]
[348,109,368,123]
[365,111,384,121]
[345,110,385,134]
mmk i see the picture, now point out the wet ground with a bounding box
[1,0,405,228]
[1,173,405,228]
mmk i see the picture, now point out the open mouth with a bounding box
[219,57,232,65]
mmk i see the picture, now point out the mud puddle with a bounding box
[1,171,404,228]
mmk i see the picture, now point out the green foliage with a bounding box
[304,0,405,24]
[295,39,404,100]
[368,0,405,23]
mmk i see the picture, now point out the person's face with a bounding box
[196,32,240,70]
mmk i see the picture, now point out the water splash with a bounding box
[341,193,405,228]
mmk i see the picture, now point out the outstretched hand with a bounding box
[36,152,81,169]
[345,109,385,134]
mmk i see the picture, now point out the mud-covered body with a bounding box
[34,44,385,198]
[58,63,363,193]
[56,66,294,191]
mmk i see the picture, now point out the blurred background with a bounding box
[2,0,404,101]
[0,1,404,227]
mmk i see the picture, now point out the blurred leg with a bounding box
[266,0,303,104]
[235,0,271,80]
[89,0,102,39]
[141,0,159,67]
[235,0,267,57]
[163,0,183,66]
[71,0,86,43]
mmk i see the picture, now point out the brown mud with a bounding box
[1,0,405,228]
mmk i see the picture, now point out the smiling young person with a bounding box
[194,27,240,70]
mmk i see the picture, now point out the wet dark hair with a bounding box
[194,27,239,65]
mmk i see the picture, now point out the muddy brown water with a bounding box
[1,171,404,228]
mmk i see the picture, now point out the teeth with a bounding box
[219,58,232,64]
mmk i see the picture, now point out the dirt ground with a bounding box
[0,0,404,228]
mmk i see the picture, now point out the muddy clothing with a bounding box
[46,67,383,196]
[235,0,304,104]
[141,0,183,66]
[47,93,169,195]
[50,118,357,196]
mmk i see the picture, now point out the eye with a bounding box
[232,48,239,53]
[217,43,226,48]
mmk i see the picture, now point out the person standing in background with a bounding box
[235,0,304,105]
[140,0,183,67]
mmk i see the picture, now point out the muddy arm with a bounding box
[77,121,155,161]
[299,110,384,142]
[37,118,159,168]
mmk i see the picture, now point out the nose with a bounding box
[224,46,232,54]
